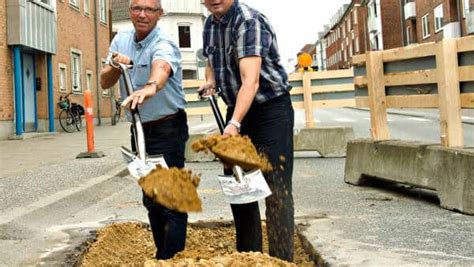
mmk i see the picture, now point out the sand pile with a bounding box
[78,222,314,266]
[138,166,202,213]
[192,134,272,171]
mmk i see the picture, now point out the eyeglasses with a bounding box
[129,6,161,15]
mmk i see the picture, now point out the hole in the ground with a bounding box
[68,221,316,266]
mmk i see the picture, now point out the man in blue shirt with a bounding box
[200,0,295,262]
[100,0,188,260]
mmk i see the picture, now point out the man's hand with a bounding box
[111,52,132,66]
[121,85,156,110]
[197,82,216,98]
[223,124,239,136]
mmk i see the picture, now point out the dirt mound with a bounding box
[192,134,272,171]
[78,222,314,266]
[138,166,202,213]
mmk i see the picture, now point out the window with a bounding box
[59,64,67,92]
[353,9,358,24]
[178,25,191,48]
[84,0,90,15]
[463,0,470,17]
[434,4,443,33]
[71,50,82,93]
[422,14,430,39]
[373,1,378,17]
[406,26,411,45]
[69,0,79,8]
[355,36,359,53]
[99,0,107,23]
[86,70,93,91]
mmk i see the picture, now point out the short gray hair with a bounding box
[129,0,161,9]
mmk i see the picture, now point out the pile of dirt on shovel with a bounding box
[192,134,272,172]
[138,166,202,213]
[78,221,314,266]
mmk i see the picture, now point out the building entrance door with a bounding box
[22,53,37,132]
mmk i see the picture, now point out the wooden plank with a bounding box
[366,51,390,140]
[386,95,438,108]
[183,80,206,89]
[355,96,369,107]
[461,93,474,108]
[288,72,303,81]
[289,87,304,95]
[303,72,315,128]
[308,69,354,80]
[354,76,367,87]
[352,54,366,66]
[436,39,464,147]
[312,99,356,108]
[384,69,437,86]
[383,42,436,63]
[356,94,473,108]
[315,84,354,93]
[457,35,474,53]
[459,65,474,82]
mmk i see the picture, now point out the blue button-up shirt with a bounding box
[108,27,186,122]
[203,0,290,106]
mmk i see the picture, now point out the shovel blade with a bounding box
[217,169,271,204]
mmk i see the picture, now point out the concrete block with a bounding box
[185,133,216,162]
[344,139,474,215]
[294,127,355,157]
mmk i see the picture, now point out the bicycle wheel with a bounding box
[74,112,83,131]
[59,110,76,133]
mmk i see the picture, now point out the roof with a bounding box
[112,0,130,22]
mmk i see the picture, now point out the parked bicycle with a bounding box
[112,98,123,125]
[57,92,84,133]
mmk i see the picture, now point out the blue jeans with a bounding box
[131,110,189,260]
[225,93,295,262]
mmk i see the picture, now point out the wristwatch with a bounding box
[227,119,241,132]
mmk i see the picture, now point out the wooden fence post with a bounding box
[366,51,390,140]
[303,72,315,128]
[436,39,464,148]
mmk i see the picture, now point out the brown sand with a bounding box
[192,134,272,172]
[138,166,202,213]
[79,222,314,266]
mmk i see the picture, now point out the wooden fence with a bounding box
[352,36,474,148]
[183,69,356,128]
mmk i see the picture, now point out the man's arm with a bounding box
[121,59,172,110]
[100,52,132,89]
[223,56,261,136]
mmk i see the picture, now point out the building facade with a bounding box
[111,0,208,80]
[363,0,404,50]
[402,0,474,45]
[323,1,368,70]
[0,0,111,139]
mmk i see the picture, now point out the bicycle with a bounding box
[112,98,123,125]
[57,92,84,133]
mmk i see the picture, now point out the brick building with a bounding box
[362,0,404,50]
[323,0,368,70]
[0,0,111,139]
[402,0,474,45]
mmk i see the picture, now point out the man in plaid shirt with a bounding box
[200,0,295,262]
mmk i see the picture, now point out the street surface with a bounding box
[0,108,473,266]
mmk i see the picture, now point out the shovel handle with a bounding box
[119,63,146,164]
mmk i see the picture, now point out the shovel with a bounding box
[198,90,272,204]
[117,62,167,178]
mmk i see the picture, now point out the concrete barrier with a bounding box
[294,127,355,157]
[344,139,474,215]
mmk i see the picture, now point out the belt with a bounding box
[141,109,185,128]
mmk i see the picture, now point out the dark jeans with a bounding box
[130,110,189,260]
[225,93,295,262]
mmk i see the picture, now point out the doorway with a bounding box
[22,53,37,132]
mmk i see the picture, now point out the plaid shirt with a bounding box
[203,0,290,106]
